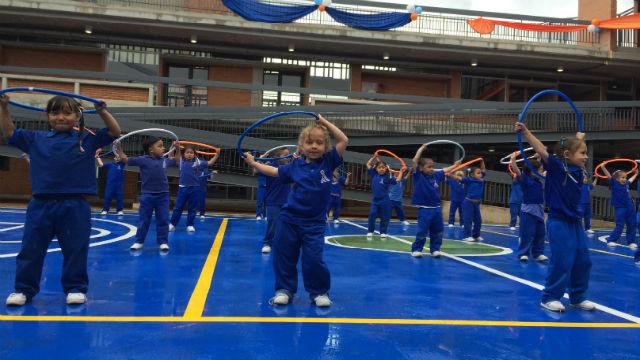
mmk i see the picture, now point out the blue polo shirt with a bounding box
[447,178,465,203]
[278,148,342,223]
[199,168,211,190]
[543,155,582,221]
[330,176,346,197]
[9,128,115,195]
[265,163,291,207]
[580,183,593,204]
[127,155,178,194]
[179,159,207,187]
[103,162,125,186]
[368,168,396,204]
[462,173,485,200]
[509,181,523,204]
[412,170,445,207]
[258,174,267,188]
[389,178,406,202]
[609,179,634,209]
[518,172,544,205]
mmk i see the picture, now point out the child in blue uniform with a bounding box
[462,160,486,242]
[198,168,217,219]
[244,115,348,307]
[96,149,126,215]
[509,153,547,263]
[508,176,523,231]
[389,169,410,226]
[169,146,218,232]
[260,148,292,254]
[327,169,350,223]
[116,137,180,252]
[1,94,120,306]
[516,121,595,312]
[579,175,597,234]
[410,144,460,258]
[446,170,464,227]
[256,171,267,220]
[601,166,638,249]
[365,156,403,238]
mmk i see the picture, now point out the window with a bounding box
[262,70,304,107]
[165,65,209,107]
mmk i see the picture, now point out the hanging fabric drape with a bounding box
[325,7,412,31]
[598,13,640,29]
[222,0,317,23]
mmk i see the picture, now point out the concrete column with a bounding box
[1,77,7,89]
[74,82,80,95]
[350,64,362,92]
[449,71,462,99]
[578,0,616,51]
[599,80,608,101]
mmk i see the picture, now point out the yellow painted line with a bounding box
[0,315,639,328]
[183,218,229,320]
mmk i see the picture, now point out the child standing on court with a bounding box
[255,171,267,220]
[243,115,348,307]
[462,160,486,242]
[579,175,597,235]
[197,167,216,219]
[389,169,410,226]
[96,149,126,215]
[601,166,638,249]
[509,152,547,263]
[116,137,180,252]
[410,144,460,258]
[508,175,523,231]
[169,146,219,232]
[516,121,595,312]
[327,169,350,223]
[366,156,403,238]
[446,170,465,227]
[260,148,292,254]
[1,94,120,306]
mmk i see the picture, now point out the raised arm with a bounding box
[366,155,378,170]
[443,160,462,174]
[317,115,348,156]
[479,158,486,172]
[173,141,181,163]
[114,140,128,164]
[629,168,639,183]
[344,172,351,186]
[93,102,121,138]
[600,164,612,179]
[0,94,15,139]
[413,144,427,169]
[395,167,404,182]
[592,177,598,186]
[509,152,521,177]
[244,152,278,177]
[207,150,220,166]
[95,149,104,167]
[515,122,548,161]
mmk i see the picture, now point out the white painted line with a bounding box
[597,234,634,250]
[341,220,640,324]
[0,225,24,233]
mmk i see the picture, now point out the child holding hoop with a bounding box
[516,122,595,312]
[410,145,461,258]
[508,175,523,231]
[600,166,638,249]
[116,137,180,252]
[389,169,410,226]
[95,149,126,215]
[579,175,597,235]
[462,160,486,242]
[327,169,350,223]
[168,146,219,233]
[366,156,404,238]
[446,170,465,227]
[260,148,292,254]
[243,115,348,307]
[198,168,216,219]
[1,94,121,306]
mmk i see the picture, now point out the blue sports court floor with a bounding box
[0,206,639,359]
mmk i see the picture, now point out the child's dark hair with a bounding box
[418,157,435,167]
[182,145,196,155]
[142,136,162,155]
[555,136,586,158]
[46,95,84,151]
[522,160,542,176]
[374,160,389,173]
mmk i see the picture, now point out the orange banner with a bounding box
[598,13,640,29]
[467,17,587,35]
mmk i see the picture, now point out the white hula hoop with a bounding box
[424,140,466,163]
[499,147,536,165]
[257,144,298,161]
[113,128,179,157]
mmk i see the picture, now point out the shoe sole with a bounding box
[570,303,596,311]
[540,303,565,312]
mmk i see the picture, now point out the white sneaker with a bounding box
[535,254,549,262]
[168,224,175,232]
[510,227,517,231]
[5,293,27,306]
[314,294,332,307]
[519,255,529,262]
[607,241,616,247]
[66,292,87,305]
[159,243,170,252]
[100,210,107,215]
[117,211,124,215]
[130,242,143,250]
[432,250,442,258]
[463,237,476,242]
[540,300,565,312]
[571,300,596,311]
[380,233,387,239]
[261,245,271,254]
[333,219,340,224]
[200,215,205,220]
[256,216,263,220]
[586,229,594,234]
[475,237,484,241]
[448,224,454,228]
[271,292,290,306]
[187,226,196,232]
[402,221,410,226]
[630,243,638,250]
[411,251,423,258]
[366,232,373,238]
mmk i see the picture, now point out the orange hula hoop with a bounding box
[594,158,638,179]
[374,149,407,171]
[179,140,220,156]
[446,157,484,174]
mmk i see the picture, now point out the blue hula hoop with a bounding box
[237,111,319,162]
[517,89,584,179]
[0,87,103,113]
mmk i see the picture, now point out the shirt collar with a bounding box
[46,129,78,138]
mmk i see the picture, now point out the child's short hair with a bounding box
[183,145,195,154]
[469,166,481,175]
[45,95,81,114]
[418,158,434,167]
[555,136,586,158]
[612,170,624,179]
[271,147,289,158]
[455,170,464,177]
[298,124,332,153]
[142,136,161,154]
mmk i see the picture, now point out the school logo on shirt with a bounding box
[432,180,439,189]
[320,170,330,184]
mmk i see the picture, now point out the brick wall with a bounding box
[0,158,31,195]
[208,65,253,106]
[81,84,148,102]
[7,79,74,92]
[361,73,447,98]
[0,45,105,72]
